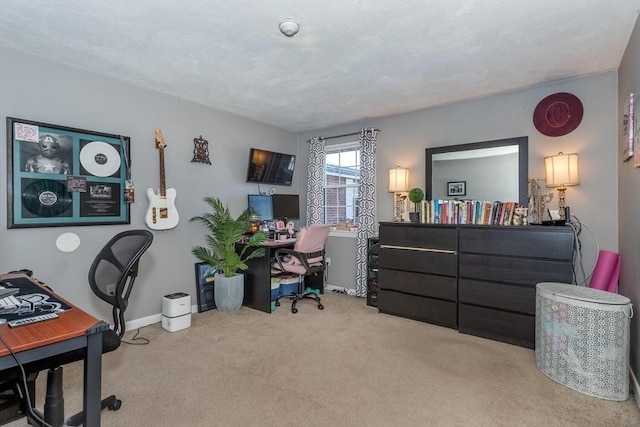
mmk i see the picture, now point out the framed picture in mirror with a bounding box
[447,181,466,197]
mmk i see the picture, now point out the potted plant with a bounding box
[408,187,424,223]
[190,196,267,313]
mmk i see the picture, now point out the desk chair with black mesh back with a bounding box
[15,229,154,427]
[271,224,330,313]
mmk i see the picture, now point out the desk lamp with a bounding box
[389,166,409,222]
[545,152,579,221]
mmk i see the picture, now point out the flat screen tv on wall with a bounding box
[246,148,295,186]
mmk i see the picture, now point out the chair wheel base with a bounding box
[109,399,122,411]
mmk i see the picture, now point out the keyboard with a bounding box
[8,312,58,328]
[0,295,20,308]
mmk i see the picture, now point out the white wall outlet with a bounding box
[106,284,116,296]
[326,257,331,266]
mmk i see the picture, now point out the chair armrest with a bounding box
[273,248,324,274]
[273,248,298,272]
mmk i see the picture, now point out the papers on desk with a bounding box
[0,277,70,324]
[0,287,20,313]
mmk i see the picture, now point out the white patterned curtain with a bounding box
[355,128,377,297]
[306,136,325,225]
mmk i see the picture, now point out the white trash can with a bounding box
[535,282,633,400]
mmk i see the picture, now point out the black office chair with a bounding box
[271,224,330,313]
[13,229,154,427]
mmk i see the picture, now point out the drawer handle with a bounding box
[380,244,457,254]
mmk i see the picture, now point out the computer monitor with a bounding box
[272,194,300,220]
[247,194,273,220]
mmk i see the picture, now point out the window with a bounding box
[324,143,360,228]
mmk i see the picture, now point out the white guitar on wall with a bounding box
[145,129,179,230]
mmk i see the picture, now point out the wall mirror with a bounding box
[425,136,528,206]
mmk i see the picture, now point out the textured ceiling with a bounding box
[0,1,638,132]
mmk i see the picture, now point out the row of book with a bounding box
[419,199,522,225]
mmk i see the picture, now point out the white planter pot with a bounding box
[214,273,244,313]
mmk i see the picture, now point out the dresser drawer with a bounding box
[458,279,535,314]
[459,227,573,260]
[459,253,573,286]
[379,269,457,301]
[378,289,457,328]
[379,247,457,276]
[458,303,534,348]
[379,224,457,251]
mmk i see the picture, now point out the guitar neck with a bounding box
[159,147,167,197]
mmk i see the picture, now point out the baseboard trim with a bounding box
[124,305,199,332]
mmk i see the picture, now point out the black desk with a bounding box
[0,273,107,426]
[241,240,323,313]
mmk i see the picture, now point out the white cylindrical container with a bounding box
[162,292,191,332]
[535,282,632,401]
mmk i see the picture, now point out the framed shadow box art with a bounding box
[622,93,634,162]
[195,262,217,312]
[6,117,130,228]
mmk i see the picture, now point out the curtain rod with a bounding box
[307,128,381,142]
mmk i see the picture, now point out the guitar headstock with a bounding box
[155,129,166,149]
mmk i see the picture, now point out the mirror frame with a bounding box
[425,136,528,206]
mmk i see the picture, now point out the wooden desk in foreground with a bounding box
[0,273,108,426]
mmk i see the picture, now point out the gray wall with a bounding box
[298,71,619,288]
[617,15,640,399]
[0,45,299,323]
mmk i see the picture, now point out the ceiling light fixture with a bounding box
[279,19,300,37]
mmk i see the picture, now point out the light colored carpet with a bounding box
[7,293,640,426]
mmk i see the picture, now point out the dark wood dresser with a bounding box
[377,222,574,348]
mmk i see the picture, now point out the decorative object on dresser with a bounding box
[512,206,528,226]
[145,129,179,230]
[377,222,574,348]
[527,178,554,225]
[544,152,579,221]
[190,196,267,313]
[407,187,424,223]
[388,166,409,222]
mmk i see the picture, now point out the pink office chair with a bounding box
[271,224,331,313]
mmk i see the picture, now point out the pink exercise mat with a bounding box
[588,250,620,293]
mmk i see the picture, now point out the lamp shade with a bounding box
[388,167,409,192]
[545,152,579,187]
